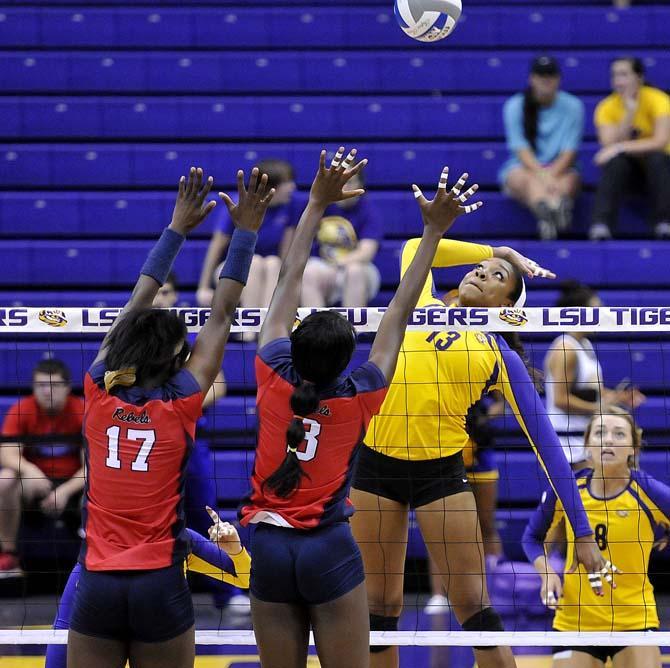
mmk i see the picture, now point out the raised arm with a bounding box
[196,230,230,307]
[258,147,366,348]
[186,168,274,394]
[93,167,216,365]
[369,168,483,381]
[494,340,617,594]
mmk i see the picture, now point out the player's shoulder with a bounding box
[631,468,666,494]
[641,85,670,110]
[348,361,387,395]
[256,337,299,386]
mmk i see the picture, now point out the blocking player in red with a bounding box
[0,359,85,577]
[239,147,484,668]
[67,166,274,668]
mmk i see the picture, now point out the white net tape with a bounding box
[2,305,670,333]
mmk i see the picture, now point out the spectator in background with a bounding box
[0,359,85,577]
[301,172,381,307]
[590,57,670,240]
[196,158,297,309]
[543,281,645,466]
[500,56,584,240]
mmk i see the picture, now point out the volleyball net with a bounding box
[1,306,670,654]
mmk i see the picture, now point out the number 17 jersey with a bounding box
[81,360,203,571]
[239,338,388,530]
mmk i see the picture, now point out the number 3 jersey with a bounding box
[523,468,670,631]
[80,360,202,571]
[239,337,388,530]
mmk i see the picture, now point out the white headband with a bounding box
[513,279,527,308]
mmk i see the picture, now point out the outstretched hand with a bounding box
[206,506,243,556]
[412,167,483,237]
[309,146,368,207]
[569,535,620,597]
[219,167,275,233]
[169,167,217,236]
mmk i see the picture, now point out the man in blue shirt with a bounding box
[499,56,584,240]
[301,173,382,307]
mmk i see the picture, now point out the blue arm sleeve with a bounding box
[187,528,237,577]
[631,470,670,524]
[494,336,593,539]
[503,95,530,154]
[522,488,559,563]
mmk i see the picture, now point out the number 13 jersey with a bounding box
[81,360,203,571]
[239,338,388,530]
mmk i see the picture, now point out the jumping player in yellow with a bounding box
[524,406,668,667]
[350,168,615,668]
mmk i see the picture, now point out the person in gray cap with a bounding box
[499,56,585,240]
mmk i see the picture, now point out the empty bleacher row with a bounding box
[0,239,666,287]
[3,50,670,94]
[1,6,667,49]
[2,95,606,140]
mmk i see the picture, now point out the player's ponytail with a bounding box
[264,382,320,498]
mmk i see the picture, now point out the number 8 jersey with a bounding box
[80,360,203,571]
[239,338,388,530]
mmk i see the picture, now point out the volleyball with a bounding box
[394,0,462,42]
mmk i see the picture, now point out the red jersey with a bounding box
[239,338,387,530]
[81,360,202,571]
[1,395,84,479]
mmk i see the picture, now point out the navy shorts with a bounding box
[250,522,364,605]
[70,563,194,643]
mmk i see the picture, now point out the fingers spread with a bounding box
[178,174,186,197]
[450,172,468,197]
[185,167,196,197]
[412,184,428,206]
[206,505,220,523]
[236,169,246,199]
[330,146,345,169]
[345,157,368,178]
[457,183,479,203]
[341,148,357,171]
[318,149,327,173]
[247,167,260,195]
[461,201,483,214]
[341,188,366,200]
[219,192,235,213]
[197,175,214,206]
[438,166,449,190]
[262,187,276,205]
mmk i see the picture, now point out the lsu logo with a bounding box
[499,308,528,327]
[38,309,68,328]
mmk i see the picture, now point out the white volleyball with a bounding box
[394,0,462,42]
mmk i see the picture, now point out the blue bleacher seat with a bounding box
[4,51,669,94]
[116,9,195,47]
[41,9,117,47]
[101,99,180,137]
[2,7,667,49]
[0,142,606,189]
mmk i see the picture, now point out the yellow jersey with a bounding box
[523,468,670,631]
[363,238,596,540]
[594,85,670,154]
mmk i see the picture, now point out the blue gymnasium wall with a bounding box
[1,0,670,561]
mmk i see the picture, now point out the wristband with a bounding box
[141,227,185,285]
[219,228,258,285]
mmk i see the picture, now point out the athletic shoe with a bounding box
[423,594,450,615]
[654,222,670,240]
[227,593,251,616]
[588,223,612,241]
[0,552,23,579]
